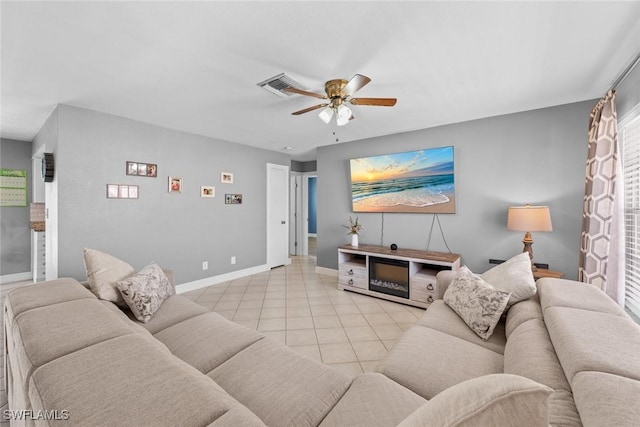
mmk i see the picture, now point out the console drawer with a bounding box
[339,262,367,289]
[410,270,439,303]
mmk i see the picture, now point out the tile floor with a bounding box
[0,256,424,422]
[181,256,424,377]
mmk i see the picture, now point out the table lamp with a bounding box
[507,204,553,271]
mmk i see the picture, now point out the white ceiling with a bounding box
[2,1,640,161]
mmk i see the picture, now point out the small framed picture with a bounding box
[126,162,138,176]
[107,184,119,198]
[119,185,130,198]
[107,184,139,199]
[200,185,215,198]
[225,193,242,204]
[169,176,182,193]
[221,172,234,184]
[127,161,157,177]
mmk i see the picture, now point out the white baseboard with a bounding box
[315,266,338,277]
[0,272,32,285]
[175,264,270,294]
[308,233,318,237]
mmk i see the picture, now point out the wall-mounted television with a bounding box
[350,146,455,214]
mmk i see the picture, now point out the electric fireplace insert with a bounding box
[369,256,410,299]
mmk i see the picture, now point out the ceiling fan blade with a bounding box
[283,87,326,99]
[291,104,328,115]
[350,97,397,107]
[342,74,371,96]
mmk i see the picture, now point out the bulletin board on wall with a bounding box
[0,169,27,207]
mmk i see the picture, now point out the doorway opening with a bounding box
[289,172,317,257]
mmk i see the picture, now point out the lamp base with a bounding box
[521,232,537,272]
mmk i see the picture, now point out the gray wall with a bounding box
[47,105,290,283]
[317,100,595,280]
[0,138,33,276]
[617,60,640,120]
[291,160,317,173]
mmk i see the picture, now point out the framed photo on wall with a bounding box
[127,161,158,177]
[107,184,119,198]
[169,176,183,193]
[126,162,138,176]
[221,172,234,184]
[200,186,215,198]
[225,193,242,204]
[106,184,138,199]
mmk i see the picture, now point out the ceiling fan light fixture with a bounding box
[336,104,352,126]
[318,106,334,124]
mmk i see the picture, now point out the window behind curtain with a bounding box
[622,113,640,322]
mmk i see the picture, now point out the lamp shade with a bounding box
[336,104,352,126]
[507,205,553,232]
[318,106,334,124]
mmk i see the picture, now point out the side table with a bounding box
[533,269,564,280]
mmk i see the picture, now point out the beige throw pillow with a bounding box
[83,248,135,306]
[481,252,536,307]
[116,263,174,323]
[444,266,511,340]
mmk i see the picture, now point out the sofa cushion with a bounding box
[377,326,504,399]
[211,408,267,426]
[83,247,135,306]
[4,278,95,324]
[11,299,147,397]
[417,300,506,355]
[443,266,510,340]
[209,338,351,427]
[572,371,640,427]
[503,317,582,425]
[154,311,264,374]
[98,300,153,336]
[548,390,582,427]
[131,295,209,334]
[397,374,552,427]
[504,318,571,392]
[320,373,426,427]
[116,262,174,322]
[480,252,537,307]
[504,293,542,339]
[537,277,627,317]
[28,334,265,426]
[544,306,640,383]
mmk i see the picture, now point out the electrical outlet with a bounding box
[202,261,208,270]
[231,256,236,265]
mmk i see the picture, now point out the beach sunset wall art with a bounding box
[350,146,455,213]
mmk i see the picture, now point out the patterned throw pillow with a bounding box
[444,266,511,340]
[116,263,174,323]
[480,252,536,307]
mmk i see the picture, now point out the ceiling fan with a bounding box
[284,74,397,126]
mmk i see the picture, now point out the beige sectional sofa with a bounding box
[4,273,639,426]
[378,272,640,426]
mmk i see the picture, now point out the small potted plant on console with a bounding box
[343,216,364,247]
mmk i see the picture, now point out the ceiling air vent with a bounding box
[257,73,307,97]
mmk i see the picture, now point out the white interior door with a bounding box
[267,163,290,268]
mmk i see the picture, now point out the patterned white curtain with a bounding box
[579,90,625,304]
